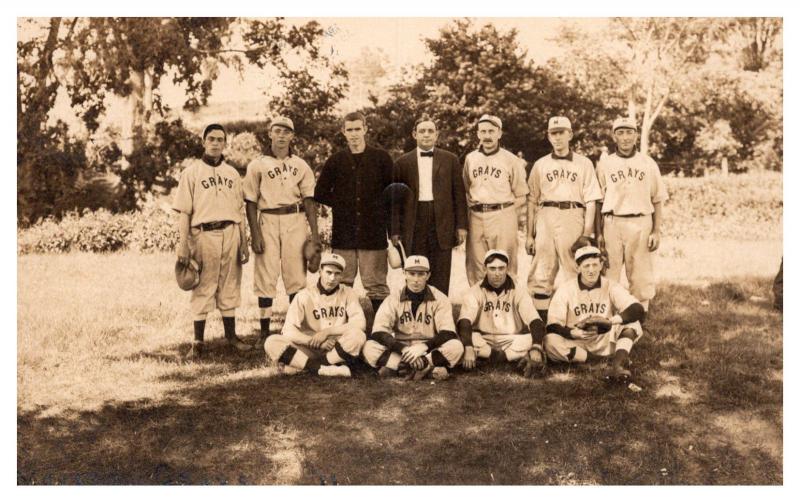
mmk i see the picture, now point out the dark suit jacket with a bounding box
[391,147,468,251]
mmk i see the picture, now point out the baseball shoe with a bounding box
[378,366,398,378]
[318,365,352,377]
[519,348,546,378]
[604,365,632,383]
[409,364,433,381]
[185,341,204,360]
[253,333,269,353]
[225,334,252,352]
[431,367,450,380]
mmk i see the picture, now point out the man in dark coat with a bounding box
[390,116,468,295]
[315,112,393,315]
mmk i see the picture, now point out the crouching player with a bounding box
[265,253,366,377]
[458,250,546,377]
[362,255,464,380]
[544,244,645,381]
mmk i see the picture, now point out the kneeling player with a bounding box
[363,256,464,380]
[544,244,645,381]
[458,249,546,377]
[265,253,366,377]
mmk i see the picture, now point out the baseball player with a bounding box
[595,117,669,317]
[244,116,320,351]
[463,114,529,286]
[526,117,602,322]
[265,253,367,377]
[458,249,546,376]
[544,244,645,381]
[362,255,464,380]
[173,123,251,359]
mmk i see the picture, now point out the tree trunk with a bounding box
[125,67,155,155]
[640,117,651,154]
[721,157,729,176]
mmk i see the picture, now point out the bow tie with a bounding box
[419,151,434,157]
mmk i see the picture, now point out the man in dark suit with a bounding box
[390,116,468,295]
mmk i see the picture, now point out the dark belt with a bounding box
[541,201,585,209]
[197,220,234,231]
[261,203,302,215]
[470,201,514,213]
[605,212,645,218]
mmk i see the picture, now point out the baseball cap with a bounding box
[574,245,602,263]
[548,116,572,132]
[404,255,430,272]
[319,252,346,271]
[483,249,510,265]
[271,116,295,132]
[612,117,637,132]
[477,114,502,130]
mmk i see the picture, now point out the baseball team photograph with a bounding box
[16,10,786,490]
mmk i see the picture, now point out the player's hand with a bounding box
[410,357,427,370]
[570,327,594,340]
[177,244,190,266]
[309,331,329,350]
[320,338,336,352]
[401,343,428,363]
[525,235,536,256]
[598,234,606,252]
[251,231,265,254]
[239,246,249,265]
[462,346,476,370]
[390,234,401,247]
[648,231,660,252]
[456,229,468,246]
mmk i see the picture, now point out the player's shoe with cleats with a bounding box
[520,347,546,378]
[185,341,204,360]
[410,364,433,381]
[604,365,632,383]
[225,334,252,352]
[318,365,352,377]
[378,366,398,378]
[431,367,449,380]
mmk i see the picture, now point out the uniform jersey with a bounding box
[596,151,669,215]
[459,276,540,335]
[372,286,455,342]
[527,151,603,205]
[463,147,529,205]
[172,158,244,226]
[282,283,366,344]
[243,154,315,209]
[548,276,638,329]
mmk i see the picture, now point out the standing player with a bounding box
[173,123,251,359]
[595,117,669,317]
[362,256,464,380]
[390,115,468,295]
[526,117,602,322]
[244,116,320,351]
[315,112,393,316]
[544,244,645,381]
[458,250,546,376]
[265,253,367,377]
[463,114,529,286]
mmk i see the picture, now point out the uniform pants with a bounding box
[189,224,241,319]
[333,248,390,301]
[265,328,366,370]
[466,205,519,286]
[254,212,308,298]
[362,338,464,369]
[543,322,643,363]
[603,214,655,304]
[471,332,533,362]
[411,201,452,295]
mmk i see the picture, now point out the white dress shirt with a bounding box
[417,148,434,201]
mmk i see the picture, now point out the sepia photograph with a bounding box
[16,8,784,487]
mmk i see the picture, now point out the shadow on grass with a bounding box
[18,279,782,485]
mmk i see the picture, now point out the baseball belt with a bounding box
[261,203,303,215]
[196,220,234,231]
[605,212,645,218]
[541,201,585,209]
[470,201,514,212]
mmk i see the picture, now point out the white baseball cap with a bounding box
[477,114,502,130]
[404,255,430,272]
[548,116,572,132]
[612,117,637,132]
[319,252,346,271]
[271,116,295,132]
[483,249,510,265]
[574,245,602,263]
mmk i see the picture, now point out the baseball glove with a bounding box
[576,316,613,334]
[175,258,201,291]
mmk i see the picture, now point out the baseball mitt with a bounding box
[576,315,613,334]
[175,258,201,291]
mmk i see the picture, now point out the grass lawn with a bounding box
[17,238,783,485]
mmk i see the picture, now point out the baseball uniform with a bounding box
[265,281,367,373]
[244,152,316,301]
[458,276,542,361]
[463,147,529,285]
[527,151,602,312]
[596,150,668,306]
[172,157,244,319]
[363,285,464,371]
[544,276,643,363]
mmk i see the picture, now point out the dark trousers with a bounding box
[411,201,452,295]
